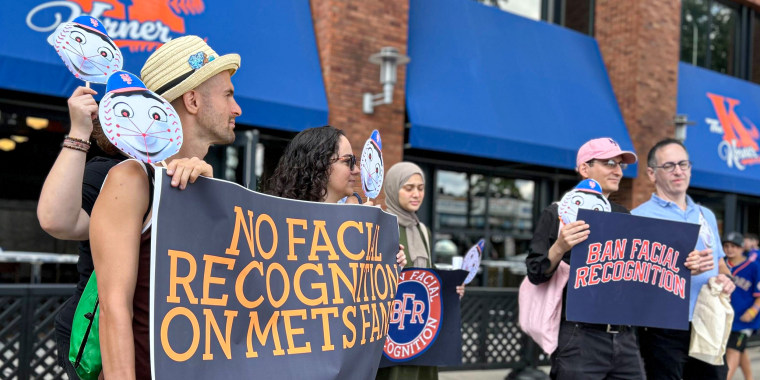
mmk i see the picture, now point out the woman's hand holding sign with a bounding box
[397,244,407,269]
[684,248,714,275]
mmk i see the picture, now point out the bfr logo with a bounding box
[383,269,442,362]
[389,293,425,330]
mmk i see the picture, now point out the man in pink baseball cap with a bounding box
[526,137,645,379]
[575,137,637,197]
[575,137,638,196]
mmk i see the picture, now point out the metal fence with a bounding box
[1,285,543,379]
[6,283,760,378]
[0,284,73,380]
[454,287,547,370]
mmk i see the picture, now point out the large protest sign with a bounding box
[149,169,400,379]
[567,209,700,330]
[379,268,467,368]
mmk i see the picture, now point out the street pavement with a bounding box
[439,346,760,379]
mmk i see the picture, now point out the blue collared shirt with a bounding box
[632,193,725,321]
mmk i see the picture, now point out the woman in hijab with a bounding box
[384,162,431,269]
[377,161,464,380]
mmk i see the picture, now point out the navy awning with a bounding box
[406,0,636,174]
[1,0,327,131]
[677,63,760,196]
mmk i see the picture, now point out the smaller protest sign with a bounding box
[98,71,182,163]
[361,130,384,199]
[380,268,467,367]
[566,209,699,330]
[461,239,484,285]
[48,15,123,84]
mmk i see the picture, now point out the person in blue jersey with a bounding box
[632,138,736,380]
[724,231,760,380]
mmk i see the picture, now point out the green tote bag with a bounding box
[68,272,101,380]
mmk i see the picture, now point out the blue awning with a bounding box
[0,0,327,131]
[406,0,636,174]
[677,63,760,196]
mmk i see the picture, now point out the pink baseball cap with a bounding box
[576,137,637,168]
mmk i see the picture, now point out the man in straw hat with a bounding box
[141,35,242,152]
[90,35,241,378]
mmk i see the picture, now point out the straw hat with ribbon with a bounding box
[141,35,240,102]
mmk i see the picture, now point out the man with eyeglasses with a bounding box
[526,137,645,379]
[632,138,736,380]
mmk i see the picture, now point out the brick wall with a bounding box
[595,0,682,209]
[311,0,409,206]
[740,0,760,8]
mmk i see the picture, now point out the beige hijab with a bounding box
[384,162,429,268]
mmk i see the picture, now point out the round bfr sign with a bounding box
[383,268,443,362]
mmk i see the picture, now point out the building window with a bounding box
[680,0,741,77]
[475,0,594,35]
[433,168,537,286]
[487,176,535,237]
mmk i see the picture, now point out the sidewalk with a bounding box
[439,346,760,380]
[440,367,546,380]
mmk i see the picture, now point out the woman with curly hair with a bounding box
[267,125,406,259]
[267,125,359,203]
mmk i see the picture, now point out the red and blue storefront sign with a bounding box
[677,62,760,196]
[0,0,327,131]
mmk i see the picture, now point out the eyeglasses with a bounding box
[588,159,628,170]
[332,154,357,171]
[650,160,691,172]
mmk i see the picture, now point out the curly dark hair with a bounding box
[91,118,122,156]
[266,125,345,202]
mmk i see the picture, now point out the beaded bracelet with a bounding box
[62,139,90,153]
[62,144,88,153]
[64,135,91,146]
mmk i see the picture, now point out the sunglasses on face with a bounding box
[332,154,357,171]
[650,160,691,173]
[588,159,628,170]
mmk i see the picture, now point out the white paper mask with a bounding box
[48,16,123,83]
[99,71,182,163]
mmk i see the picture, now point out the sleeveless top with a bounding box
[129,160,154,378]
[134,227,152,379]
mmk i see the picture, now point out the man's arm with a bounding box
[37,87,97,240]
[526,205,589,284]
[526,207,556,285]
[90,161,148,380]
